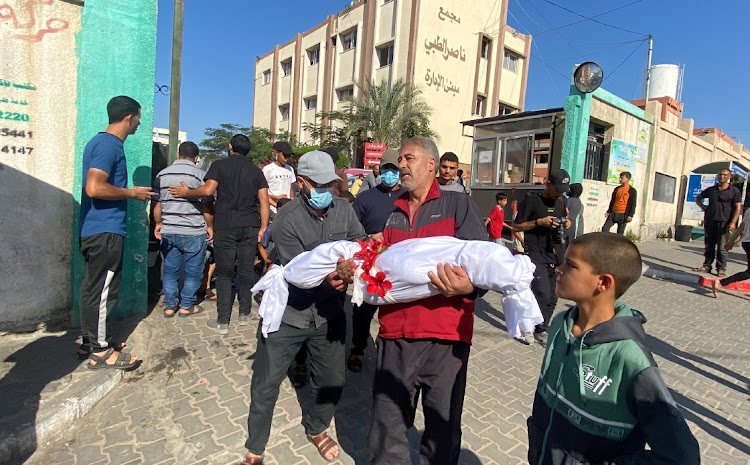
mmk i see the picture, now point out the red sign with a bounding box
[364,151,383,166]
[365,142,386,151]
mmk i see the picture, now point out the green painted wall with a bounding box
[71,0,157,323]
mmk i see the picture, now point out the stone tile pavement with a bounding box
[9,239,750,465]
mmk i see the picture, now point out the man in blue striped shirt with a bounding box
[153,142,214,317]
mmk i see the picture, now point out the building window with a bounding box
[377,44,394,67]
[503,50,519,73]
[342,30,357,51]
[481,36,491,59]
[583,124,607,181]
[337,87,354,102]
[304,97,317,111]
[500,135,531,184]
[652,173,676,203]
[279,104,289,121]
[263,69,271,85]
[281,59,292,77]
[307,47,320,66]
[499,104,516,115]
[474,95,486,116]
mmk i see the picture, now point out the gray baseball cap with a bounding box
[379,149,400,170]
[297,150,340,185]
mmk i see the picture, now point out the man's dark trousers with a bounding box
[703,219,729,272]
[368,337,470,465]
[351,302,378,355]
[530,259,557,332]
[79,233,124,350]
[214,227,258,324]
[602,212,627,235]
[245,319,346,455]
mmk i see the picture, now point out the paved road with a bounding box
[25,271,750,465]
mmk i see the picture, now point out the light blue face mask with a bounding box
[305,181,334,209]
[380,170,400,187]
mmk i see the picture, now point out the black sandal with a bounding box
[347,353,363,372]
[292,364,307,389]
[87,347,141,371]
[77,341,126,360]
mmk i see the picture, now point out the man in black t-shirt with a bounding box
[694,168,742,276]
[513,169,571,347]
[170,134,270,333]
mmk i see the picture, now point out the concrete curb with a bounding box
[641,264,701,285]
[0,316,154,463]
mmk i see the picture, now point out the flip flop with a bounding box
[178,304,204,317]
[307,431,339,462]
[692,266,711,273]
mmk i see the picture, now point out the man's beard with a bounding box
[400,169,417,191]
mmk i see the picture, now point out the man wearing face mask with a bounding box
[347,149,404,372]
[241,151,367,465]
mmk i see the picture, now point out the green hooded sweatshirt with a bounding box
[527,301,700,465]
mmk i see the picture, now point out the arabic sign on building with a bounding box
[606,139,637,185]
[682,174,716,221]
[635,121,650,163]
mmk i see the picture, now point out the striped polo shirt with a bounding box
[154,159,209,235]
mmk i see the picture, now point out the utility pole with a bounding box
[644,34,653,106]
[168,0,184,164]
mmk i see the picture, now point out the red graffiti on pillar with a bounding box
[0,0,69,43]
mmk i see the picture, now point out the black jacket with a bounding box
[607,185,638,218]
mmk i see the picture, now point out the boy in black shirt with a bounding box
[514,169,571,347]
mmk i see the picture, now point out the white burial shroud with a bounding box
[252,236,542,339]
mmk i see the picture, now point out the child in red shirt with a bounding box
[485,192,512,243]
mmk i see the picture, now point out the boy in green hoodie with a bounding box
[527,232,700,465]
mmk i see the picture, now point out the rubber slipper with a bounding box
[178,304,204,317]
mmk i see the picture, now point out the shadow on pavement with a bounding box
[474,298,508,334]
[646,334,750,397]
[0,316,143,463]
[671,389,750,456]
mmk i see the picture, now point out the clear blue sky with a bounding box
[154,0,750,147]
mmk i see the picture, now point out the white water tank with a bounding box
[643,64,680,100]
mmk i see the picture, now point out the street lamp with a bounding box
[573,61,603,93]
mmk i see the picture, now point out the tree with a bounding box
[317,78,436,149]
[199,124,293,166]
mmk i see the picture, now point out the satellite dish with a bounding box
[574,62,603,93]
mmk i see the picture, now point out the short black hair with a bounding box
[568,183,583,198]
[338,191,355,203]
[178,141,199,159]
[276,198,292,210]
[495,192,508,201]
[322,146,339,162]
[230,134,251,156]
[440,152,459,164]
[620,171,632,180]
[571,232,642,298]
[107,96,140,124]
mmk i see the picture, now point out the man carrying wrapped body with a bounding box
[253,137,542,465]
